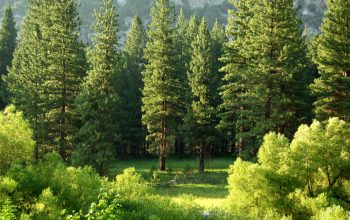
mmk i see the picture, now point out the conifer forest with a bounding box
[1,0,350,219]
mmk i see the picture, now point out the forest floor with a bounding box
[108,157,234,210]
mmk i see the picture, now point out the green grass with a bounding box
[108,157,234,210]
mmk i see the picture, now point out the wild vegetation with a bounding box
[0,0,350,219]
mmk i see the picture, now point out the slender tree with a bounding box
[119,15,147,155]
[0,6,17,108]
[187,18,217,173]
[142,0,183,171]
[311,0,350,121]
[174,8,190,158]
[218,0,256,156]
[74,0,120,174]
[5,0,48,162]
[43,0,86,159]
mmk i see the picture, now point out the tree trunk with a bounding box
[160,154,166,171]
[199,144,205,173]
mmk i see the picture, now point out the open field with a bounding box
[109,157,234,210]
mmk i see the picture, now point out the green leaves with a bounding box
[0,105,34,173]
[227,118,350,218]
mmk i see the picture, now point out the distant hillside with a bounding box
[0,0,326,41]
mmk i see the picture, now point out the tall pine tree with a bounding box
[219,0,309,156]
[218,0,256,156]
[245,0,309,139]
[74,0,120,174]
[142,0,183,171]
[311,0,350,121]
[187,18,218,172]
[118,15,147,155]
[5,0,49,162]
[7,0,85,160]
[43,0,86,159]
[174,8,190,158]
[0,6,17,108]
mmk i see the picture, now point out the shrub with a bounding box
[0,105,35,173]
[6,153,103,217]
[0,199,16,220]
[227,118,350,218]
[115,167,149,197]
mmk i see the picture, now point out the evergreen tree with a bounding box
[43,0,86,159]
[7,0,85,160]
[74,0,120,174]
[173,8,190,158]
[142,0,183,171]
[187,18,217,173]
[5,0,48,162]
[0,6,17,108]
[210,19,226,153]
[218,0,256,155]
[119,15,147,155]
[246,0,308,139]
[311,0,350,121]
[219,0,308,156]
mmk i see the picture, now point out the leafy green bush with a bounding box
[66,190,123,220]
[0,105,34,173]
[115,167,149,197]
[5,153,103,218]
[227,118,350,219]
[118,194,204,220]
[0,198,16,220]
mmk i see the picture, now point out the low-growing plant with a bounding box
[115,167,149,197]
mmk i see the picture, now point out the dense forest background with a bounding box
[3,0,350,219]
[0,0,326,41]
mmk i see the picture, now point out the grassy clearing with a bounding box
[109,157,234,210]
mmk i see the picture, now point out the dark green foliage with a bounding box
[218,0,255,156]
[5,0,49,162]
[219,0,309,156]
[186,18,219,172]
[74,0,120,174]
[42,0,86,160]
[0,6,16,108]
[118,15,147,155]
[142,0,185,170]
[6,0,86,161]
[311,0,350,121]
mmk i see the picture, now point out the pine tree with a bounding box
[142,0,182,171]
[5,0,49,162]
[187,18,217,173]
[118,15,147,155]
[43,0,86,159]
[219,0,308,156]
[246,0,309,139]
[74,0,120,174]
[210,19,226,153]
[311,0,350,121]
[7,0,85,160]
[0,6,17,108]
[218,0,256,155]
[173,8,190,158]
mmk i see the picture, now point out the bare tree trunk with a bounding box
[199,144,205,173]
[160,153,166,171]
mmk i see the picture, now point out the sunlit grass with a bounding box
[108,157,233,211]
